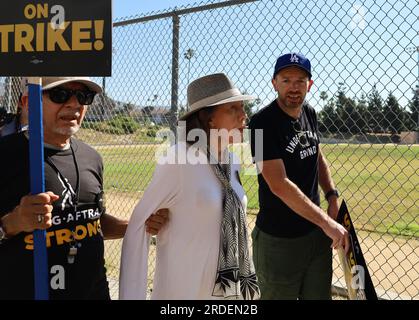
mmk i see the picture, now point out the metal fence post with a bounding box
[171,13,180,137]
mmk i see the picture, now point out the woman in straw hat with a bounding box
[119,73,260,300]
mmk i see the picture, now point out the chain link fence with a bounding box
[1,0,417,300]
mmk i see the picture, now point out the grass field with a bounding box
[98,143,418,237]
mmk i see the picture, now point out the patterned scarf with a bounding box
[209,150,260,300]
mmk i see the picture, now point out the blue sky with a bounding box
[113,0,199,19]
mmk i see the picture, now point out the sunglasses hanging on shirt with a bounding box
[292,120,310,148]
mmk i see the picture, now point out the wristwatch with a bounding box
[325,189,339,201]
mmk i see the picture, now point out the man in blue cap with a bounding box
[249,53,349,299]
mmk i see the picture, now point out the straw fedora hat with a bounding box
[179,73,254,120]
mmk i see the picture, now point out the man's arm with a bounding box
[100,209,169,240]
[100,213,128,240]
[318,147,339,220]
[258,159,349,251]
[1,192,58,238]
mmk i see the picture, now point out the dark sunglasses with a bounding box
[45,87,97,105]
[292,120,309,147]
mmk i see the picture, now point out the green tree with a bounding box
[320,91,328,108]
[244,98,261,120]
[383,92,404,133]
[366,85,384,133]
[356,93,368,133]
[241,90,260,119]
[318,98,339,134]
[335,82,358,134]
[407,86,419,130]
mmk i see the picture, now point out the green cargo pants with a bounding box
[252,225,332,300]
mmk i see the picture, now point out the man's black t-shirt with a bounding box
[249,100,321,238]
[0,133,109,300]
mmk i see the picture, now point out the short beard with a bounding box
[279,96,302,110]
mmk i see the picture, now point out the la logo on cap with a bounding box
[290,53,299,63]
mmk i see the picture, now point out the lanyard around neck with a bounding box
[45,142,80,209]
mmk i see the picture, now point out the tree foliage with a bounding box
[318,84,417,135]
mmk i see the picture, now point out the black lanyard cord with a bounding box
[45,141,80,209]
[44,141,83,264]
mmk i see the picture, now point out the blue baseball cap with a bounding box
[273,53,312,79]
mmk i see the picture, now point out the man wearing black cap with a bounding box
[249,53,349,299]
[0,77,167,299]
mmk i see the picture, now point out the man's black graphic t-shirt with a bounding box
[0,133,109,300]
[249,100,321,238]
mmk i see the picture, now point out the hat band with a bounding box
[189,88,242,110]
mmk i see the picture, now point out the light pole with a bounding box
[102,77,106,95]
[7,77,12,110]
[184,48,195,111]
[406,45,419,83]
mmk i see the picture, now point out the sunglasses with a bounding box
[292,120,310,147]
[45,87,97,105]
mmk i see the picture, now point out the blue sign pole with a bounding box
[28,77,49,300]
